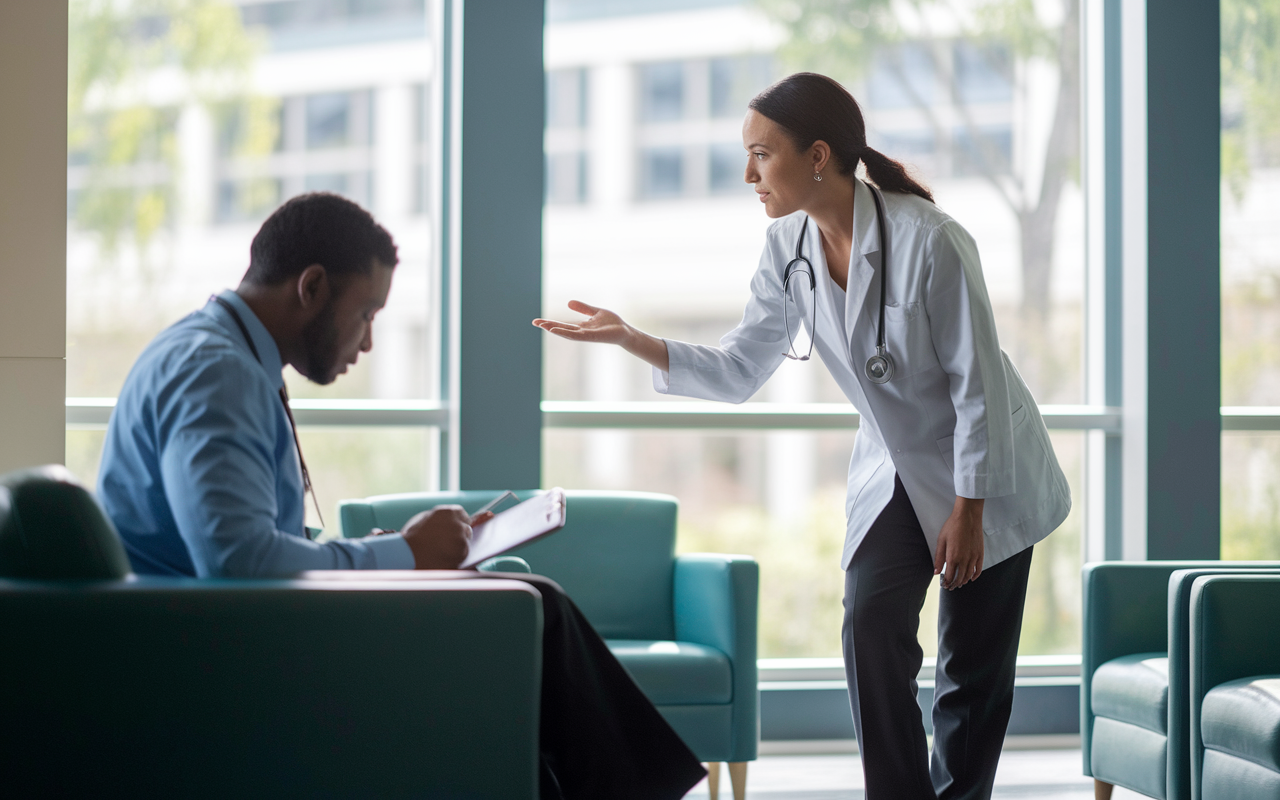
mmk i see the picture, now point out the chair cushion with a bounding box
[1202,748,1280,797]
[1202,675,1280,773]
[1092,652,1169,734]
[607,640,732,705]
[1090,716,1168,799]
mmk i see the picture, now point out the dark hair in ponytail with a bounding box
[748,72,934,203]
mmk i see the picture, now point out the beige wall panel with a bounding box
[0,1,68,359]
[0,358,66,474]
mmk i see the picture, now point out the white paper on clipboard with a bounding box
[461,488,567,569]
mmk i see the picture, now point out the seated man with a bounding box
[98,192,706,800]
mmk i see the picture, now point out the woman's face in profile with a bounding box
[742,109,815,219]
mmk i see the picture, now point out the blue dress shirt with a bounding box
[98,290,415,577]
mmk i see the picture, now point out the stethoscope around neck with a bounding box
[782,183,894,384]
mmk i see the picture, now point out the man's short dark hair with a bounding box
[244,192,398,286]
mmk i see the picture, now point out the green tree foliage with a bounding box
[1222,0,1280,201]
[68,0,271,256]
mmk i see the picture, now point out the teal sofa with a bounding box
[340,489,760,794]
[1189,574,1280,800]
[0,467,545,798]
[1083,561,1280,800]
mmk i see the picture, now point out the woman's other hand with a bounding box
[934,496,985,590]
[533,300,671,372]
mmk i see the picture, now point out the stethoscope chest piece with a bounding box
[865,346,894,384]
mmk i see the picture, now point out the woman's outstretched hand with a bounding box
[533,300,631,345]
[533,300,671,372]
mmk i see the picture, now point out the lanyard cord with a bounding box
[210,295,324,536]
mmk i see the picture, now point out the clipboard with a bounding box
[460,488,567,569]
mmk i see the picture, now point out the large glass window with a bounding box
[1221,0,1280,559]
[543,0,1087,657]
[66,0,443,528]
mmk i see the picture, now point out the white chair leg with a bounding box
[704,761,721,799]
[728,761,747,800]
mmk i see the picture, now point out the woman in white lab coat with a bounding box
[535,73,1070,800]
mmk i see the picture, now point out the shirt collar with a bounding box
[208,289,286,390]
[852,177,882,258]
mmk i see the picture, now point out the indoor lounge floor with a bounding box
[684,748,1150,799]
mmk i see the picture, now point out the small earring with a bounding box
[813,172,822,182]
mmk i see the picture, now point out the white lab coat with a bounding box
[655,178,1071,570]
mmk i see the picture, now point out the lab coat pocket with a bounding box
[883,302,936,377]
[935,404,1027,474]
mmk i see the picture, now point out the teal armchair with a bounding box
[340,490,760,795]
[0,467,545,799]
[1189,574,1280,800]
[1082,561,1280,800]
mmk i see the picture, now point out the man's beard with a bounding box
[298,298,341,385]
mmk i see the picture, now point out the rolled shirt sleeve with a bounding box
[924,220,1016,499]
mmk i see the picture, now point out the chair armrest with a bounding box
[1081,560,1221,776]
[674,553,759,761]
[479,556,532,573]
[1189,574,1280,800]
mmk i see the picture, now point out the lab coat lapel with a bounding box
[846,179,881,358]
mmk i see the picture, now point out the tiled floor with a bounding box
[684,749,1150,798]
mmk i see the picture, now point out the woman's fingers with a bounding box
[533,318,583,332]
[567,299,601,315]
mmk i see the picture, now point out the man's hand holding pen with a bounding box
[368,491,517,569]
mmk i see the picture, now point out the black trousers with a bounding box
[842,475,1034,800]
[478,573,706,800]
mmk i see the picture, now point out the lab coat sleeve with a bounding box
[924,220,1016,499]
[654,235,791,403]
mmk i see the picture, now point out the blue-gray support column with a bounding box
[1145,0,1220,558]
[1121,0,1220,559]
[456,0,545,489]
[1102,0,1125,561]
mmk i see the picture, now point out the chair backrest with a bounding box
[0,465,130,580]
[341,490,678,640]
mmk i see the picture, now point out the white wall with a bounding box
[0,1,67,473]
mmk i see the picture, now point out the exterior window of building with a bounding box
[953,42,1013,106]
[639,147,684,198]
[638,61,686,122]
[634,57,773,199]
[545,68,589,204]
[867,43,937,109]
[709,142,745,193]
[67,0,442,526]
[215,89,375,223]
[710,55,772,118]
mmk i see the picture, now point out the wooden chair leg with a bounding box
[1094,778,1114,800]
[728,761,747,800]
[704,761,720,800]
